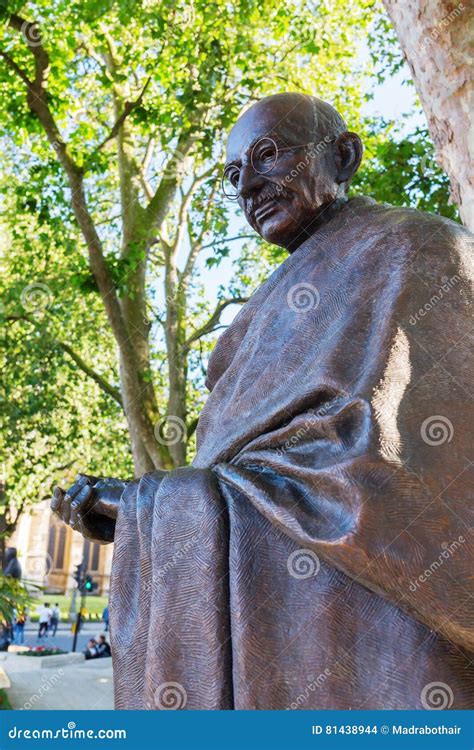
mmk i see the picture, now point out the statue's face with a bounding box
[225,98,341,252]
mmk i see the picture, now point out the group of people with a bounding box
[83,634,111,660]
[1,597,112,661]
[37,602,61,638]
[14,600,111,660]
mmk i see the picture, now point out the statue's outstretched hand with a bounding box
[51,474,128,544]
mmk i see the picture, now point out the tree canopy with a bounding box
[0,0,456,529]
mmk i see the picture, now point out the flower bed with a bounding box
[18,647,68,657]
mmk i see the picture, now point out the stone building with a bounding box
[8,499,113,595]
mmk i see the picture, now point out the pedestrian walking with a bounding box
[50,603,60,637]
[37,602,52,638]
[13,610,26,645]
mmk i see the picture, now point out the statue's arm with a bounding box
[51,474,130,544]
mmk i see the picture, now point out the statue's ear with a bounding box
[333,131,363,183]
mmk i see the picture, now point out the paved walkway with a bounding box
[1,651,114,710]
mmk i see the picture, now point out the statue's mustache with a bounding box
[245,182,291,216]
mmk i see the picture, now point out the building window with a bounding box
[56,526,66,569]
[47,520,68,571]
[90,542,100,572]
[47,525,56,570]
[82,539,101,573]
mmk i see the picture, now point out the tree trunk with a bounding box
[164,265,188,468]
[112,96,173,474]
[383,0,474,231]
[165,354,188,468]
[118,356,156,475]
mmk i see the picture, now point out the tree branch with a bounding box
[181,173,220,283]
[139,137,155,199]
[7,315,123,407]
[198,234,258,252]
[170,164,216,262]
[143,133,195,240]
[59,342,123,406]
[183,297,249,352]
[93,77,151,154]
[142,137,155,172]
[0,51,31,86]
[5,14,127,347]
[186,416,199,439]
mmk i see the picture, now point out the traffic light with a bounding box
[73,563,83,587]
[83,574,98,593]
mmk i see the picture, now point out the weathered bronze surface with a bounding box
[52,93,474,710]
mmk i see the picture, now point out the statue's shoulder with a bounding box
[369,203,473,304]
[366,200,470,245]
[343,198,472,295]
[354,200,471,272]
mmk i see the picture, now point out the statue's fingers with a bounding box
[70,487,95,529]
[66,474,101,506]
[69,486,94,528]
[51,487,65,515]
[63,485,87,525]
[66,474,91,503]
[77,473,101,486]
[62,493,73,525]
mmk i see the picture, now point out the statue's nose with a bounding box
[238,163,265,199]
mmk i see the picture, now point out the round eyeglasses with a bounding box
[221,136,319,201]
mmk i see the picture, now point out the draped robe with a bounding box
[110,197,474,710]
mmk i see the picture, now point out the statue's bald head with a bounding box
[228,93,348,157]
[225,93,362,252]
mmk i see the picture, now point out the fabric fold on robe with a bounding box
[110,197,473,710]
